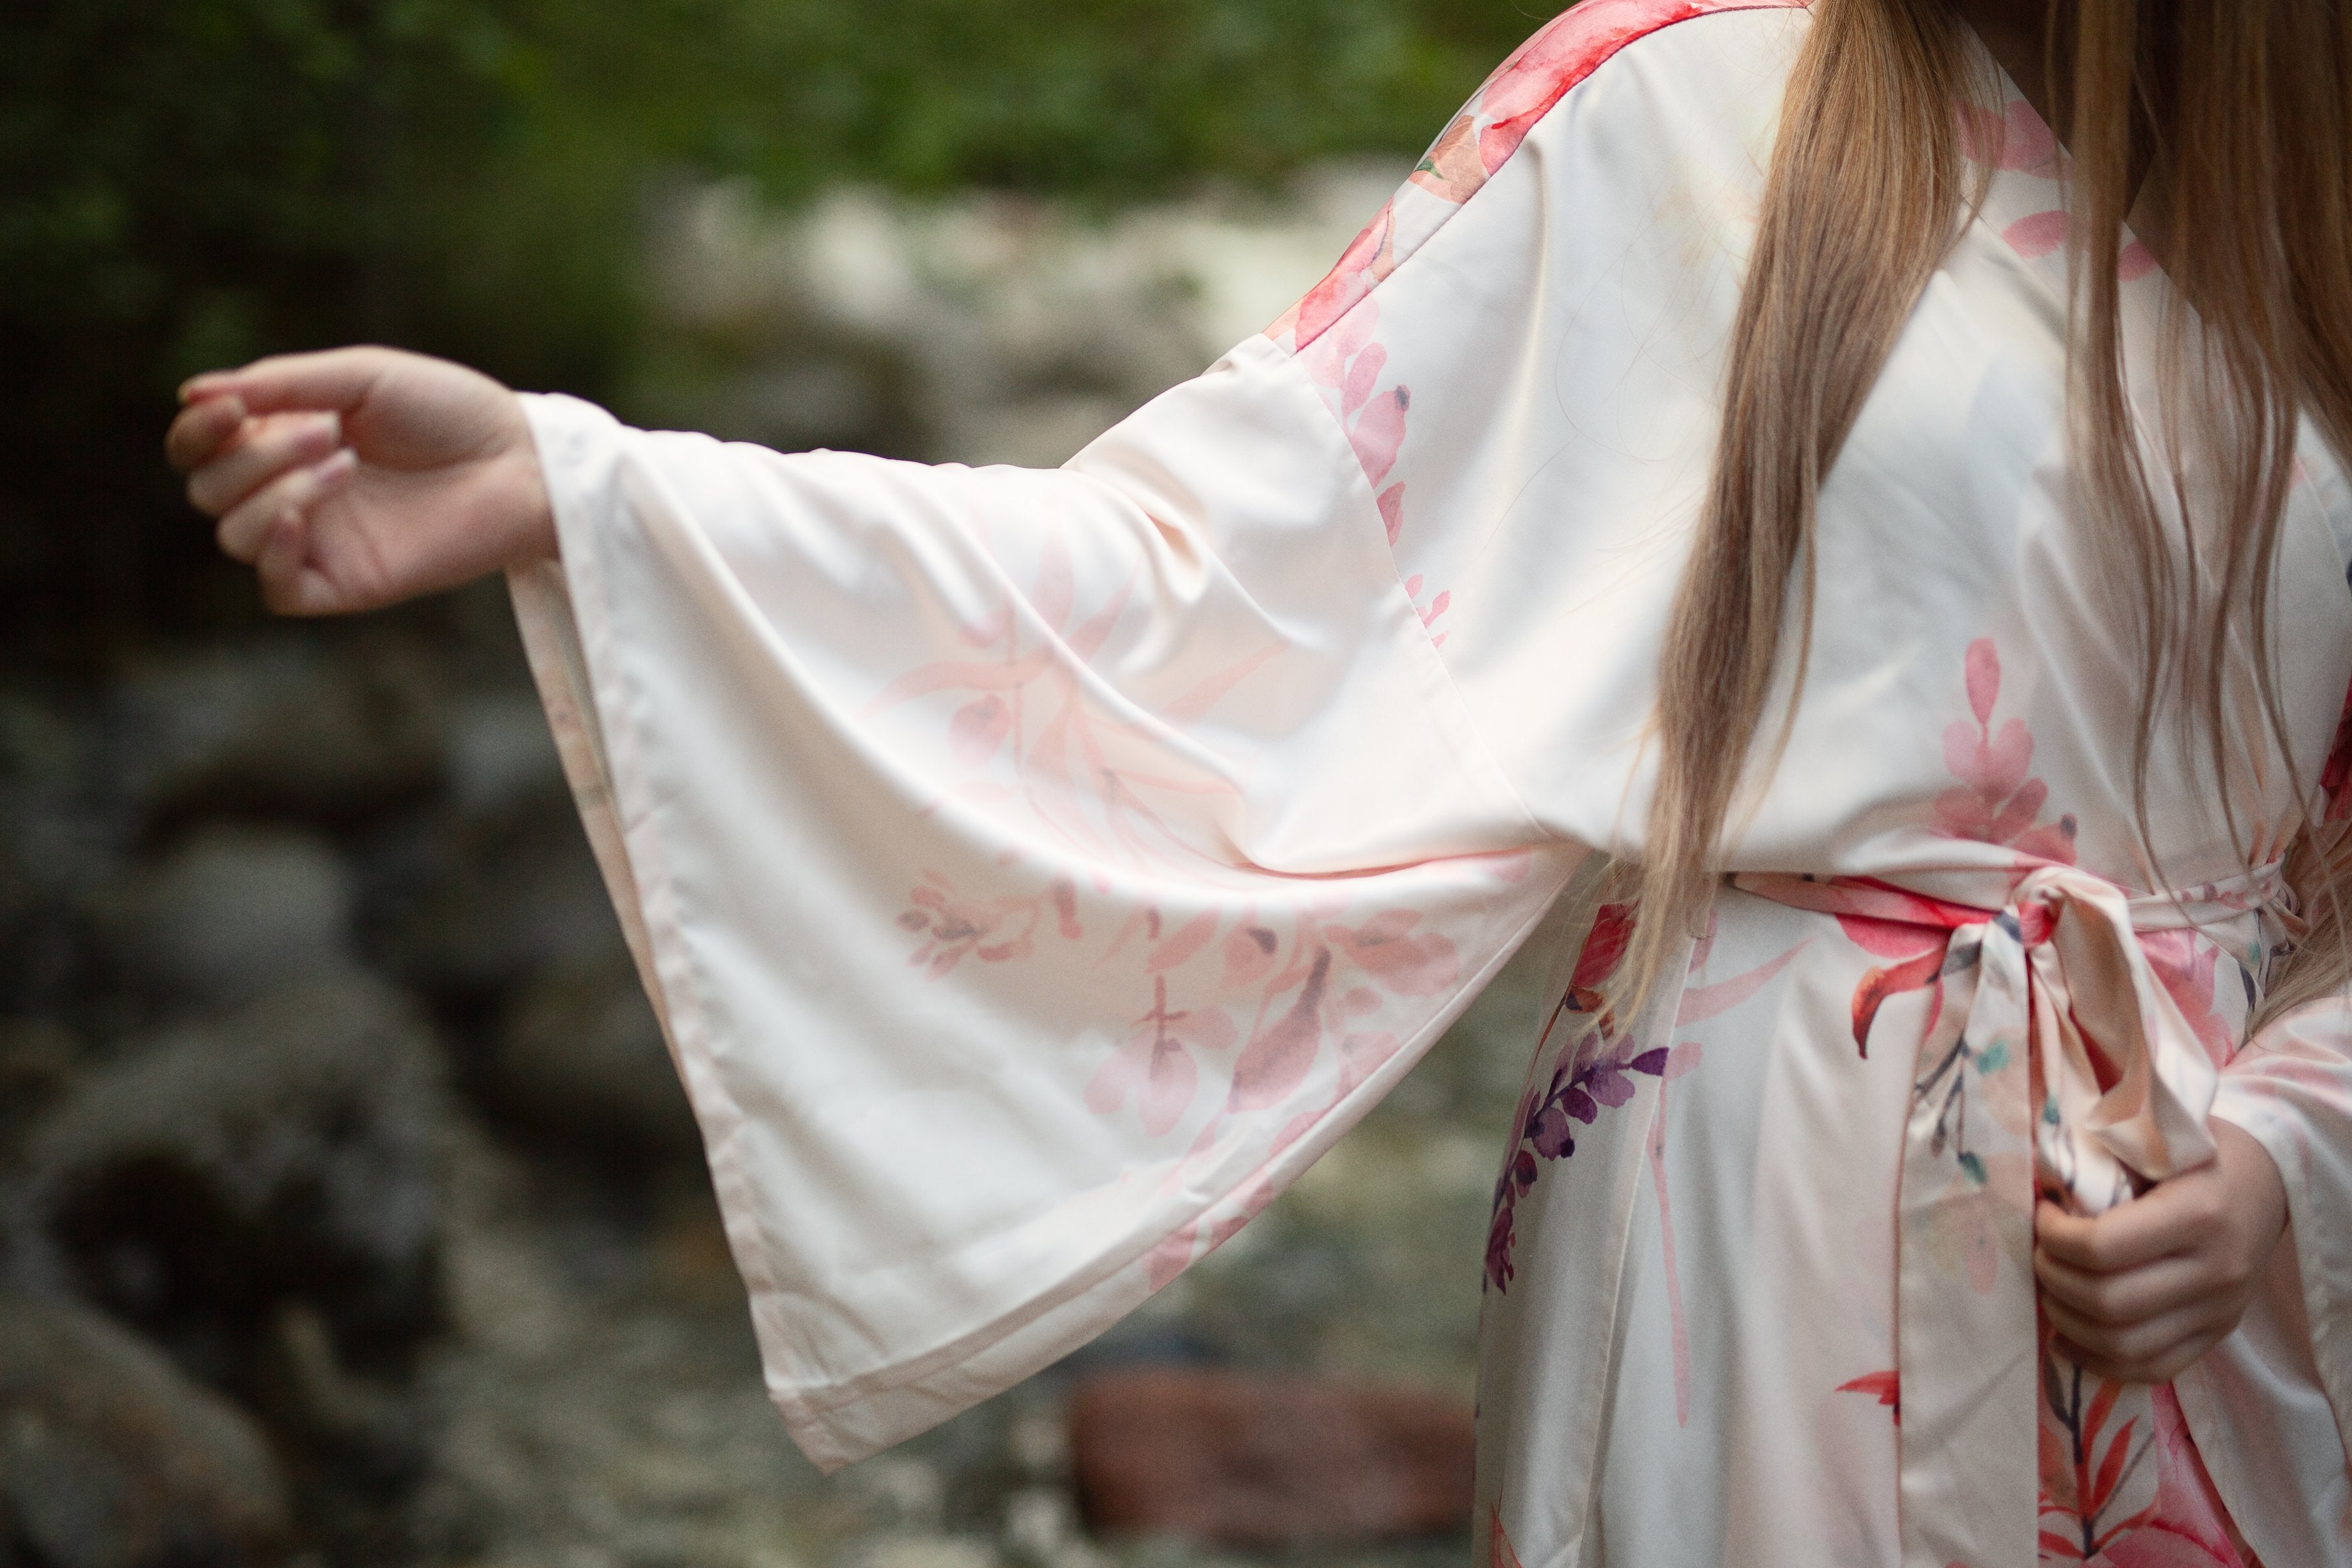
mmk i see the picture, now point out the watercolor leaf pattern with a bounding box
[1935,638,2079,863]
[2038,1348,2159,1561]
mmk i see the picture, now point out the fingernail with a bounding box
[313,449,358,489]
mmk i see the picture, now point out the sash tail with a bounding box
[1736,864,2247,1567]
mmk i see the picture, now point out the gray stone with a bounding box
[0,1290,291,1568]
[91,825,356,1010]
[12,977,446,1386]
[101,638,445,832]
[367,794,622,1000]
[0,1021,81,1159]
[489,955,701,1168]
[0,692,120,1021]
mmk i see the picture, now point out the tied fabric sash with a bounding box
[1735,864,2269,1568]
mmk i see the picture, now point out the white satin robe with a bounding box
[508,3,2352,1563]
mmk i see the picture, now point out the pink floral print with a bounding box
[1936,638,2080,864]
[1298,302,1413,544]
[1271,0,1806,355]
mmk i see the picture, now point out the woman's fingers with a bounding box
[215,449,357,564]
[2050,1322,2217,1386]
[253,512,339,617]
[2034,1246,2210,1327]
[165,395,248,474]
[2034,1182,2213,1275]
[182,347,393,420]
[2046,1290,2225,1382]
[185,412,342,517]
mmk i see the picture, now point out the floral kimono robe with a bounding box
[508,1,2352,1562]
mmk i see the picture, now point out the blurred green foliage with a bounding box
[0,0,1552,662]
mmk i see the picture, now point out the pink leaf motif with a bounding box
[1330,298,1380,364]
[1086,978,1237,1137]
[1343,342,1388,418]
[1350,387,1410,487]
[1326,910,1459,996]
[1674,942,1805,1024]
[1377,483,1407,545]
[1145,1223,1200,1292]
[1958,99,2057,172]
[1230,949,1333,1109]
[1410,112,1485,203]
[1984,776,2050,844]
[1966,638,2002,725]
[1288,206,1395,349]
[1932,640,2078,865]
[1146,909,1220,975]
[948,695,1013,766]
[1222,921,1281,990]
[1980,719,2034,798]
[2004,209,2070,261]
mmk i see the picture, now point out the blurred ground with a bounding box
[0,164,1561,1568]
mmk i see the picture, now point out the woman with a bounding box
[166,0,2352,1561]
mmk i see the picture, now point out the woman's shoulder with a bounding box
[1412,0,1810,206]
[1270,0,1808,352]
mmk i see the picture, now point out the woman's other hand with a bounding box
[2033,1118,2289,1384]
[166,347,555,616]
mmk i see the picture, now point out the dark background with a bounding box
[5,0,1546,670]
[0,6,1565,1565]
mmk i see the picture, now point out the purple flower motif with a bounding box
[1483,1011,1679,1294]
[1529,1104,1576,1159]
[1586,1064,1639,1110]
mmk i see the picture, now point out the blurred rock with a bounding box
[442,691,564,821]
[480,949,691,1170]
[101,638,445,833]
[853,1536,1002,1568]
[12,977,446,1386]
[0,691,118,1019]
[489,954,701,1168]
[0,1290,291,1568]
[406,1286,821,1568]
[90,825,356,1010]
[366,793,621,1001]
[0,1021,82,1155]
[643,164,1403,468]
[1068,1369,1473,1546]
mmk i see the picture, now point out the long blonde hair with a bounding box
[1625,0,2352,1026]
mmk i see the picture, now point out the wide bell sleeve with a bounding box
[506,335,1580,1471]
[2195,846,2352,1548]
[501,0,1831,1473]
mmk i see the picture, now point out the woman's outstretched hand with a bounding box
[2033,1118,2289,1384]
[166,346,556,616]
